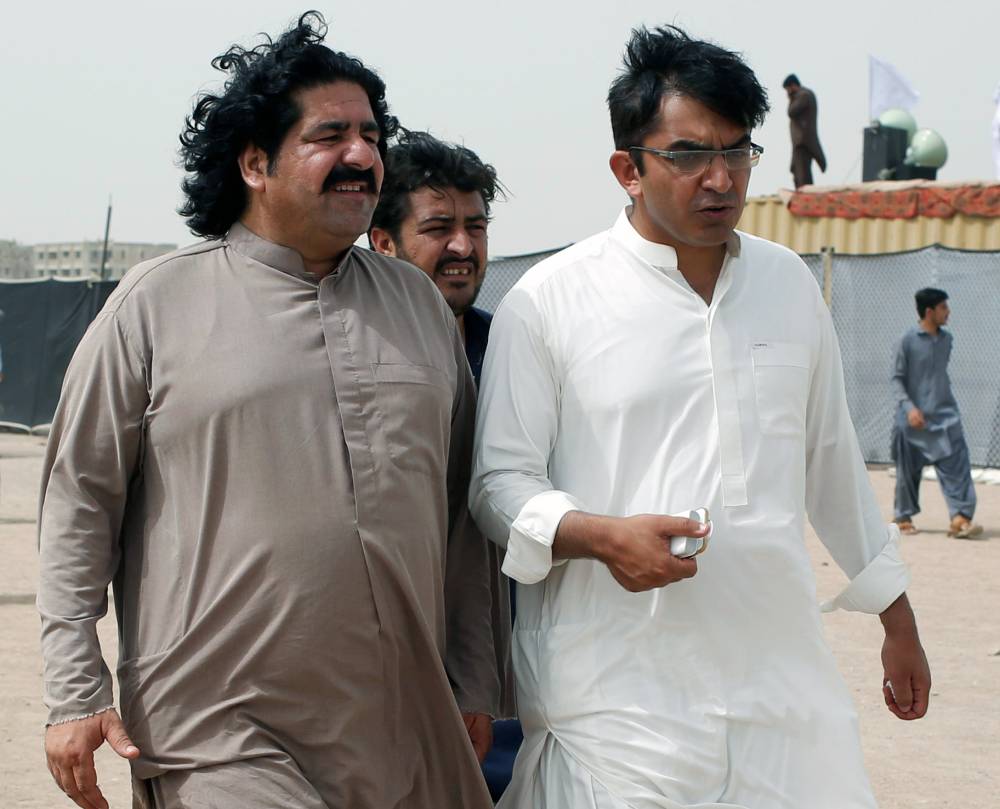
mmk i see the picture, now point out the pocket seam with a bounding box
[371,363,450,477]
[371,362,448,384]
[751,342,810,369]
[751,341,809,438]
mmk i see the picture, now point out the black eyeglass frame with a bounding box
[628,142,764,173]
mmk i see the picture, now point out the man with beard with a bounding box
[369,130,498,386]
[369,130,521,801]
[472,25,930,808]
[38,13,500,809]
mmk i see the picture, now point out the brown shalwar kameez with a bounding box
[37,223,500,808]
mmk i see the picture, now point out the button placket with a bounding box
[706,262,748,508]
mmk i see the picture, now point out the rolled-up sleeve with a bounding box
[821,524,910,613]
[37,309,149,725]
[501,489,585,584]
[805,291,910,614]
[470,287,584,585]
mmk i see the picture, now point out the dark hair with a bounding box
[179,11,398,238]
[782,74,800,88]
[915,287,948,318]
[607,25,769,169]
[369,129,502,242]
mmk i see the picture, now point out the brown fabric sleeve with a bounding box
[37,309,149,725]
[443,323,506,717]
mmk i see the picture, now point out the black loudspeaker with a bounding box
[862,125,908,181]
[894,164,938,181]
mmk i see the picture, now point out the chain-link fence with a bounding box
[7,245,997,464]
[818,246,1000,468]
[477,248,565,314]
[479,244,1000,468]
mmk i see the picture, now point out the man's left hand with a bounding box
[461,712,493,763]
[880,595,931,721]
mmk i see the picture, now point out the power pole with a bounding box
[99,197,112,281]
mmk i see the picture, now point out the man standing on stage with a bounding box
[784,73,826,188]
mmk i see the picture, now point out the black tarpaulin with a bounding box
[0,278,117,430]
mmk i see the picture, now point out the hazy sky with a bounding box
[4,1,998,255]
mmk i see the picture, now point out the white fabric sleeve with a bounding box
[804,289,910,615]
[501,490,586,584]
[821,524,910,613]
[470,286,586,585]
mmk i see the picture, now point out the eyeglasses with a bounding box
[629,143,764,174]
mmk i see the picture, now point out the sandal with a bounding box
[948,516,984,539]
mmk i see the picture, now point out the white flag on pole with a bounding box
[992,82,1000,180]
[869,55,919,120]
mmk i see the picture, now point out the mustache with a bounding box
[435,252,481,272]
[693,193,738,208]
[322,166,378,192]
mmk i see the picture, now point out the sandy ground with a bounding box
[2,431,998,808]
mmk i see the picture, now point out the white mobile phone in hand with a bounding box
[669,507,711,558]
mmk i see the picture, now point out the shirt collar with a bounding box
[224,221,354,282]
[610,206,742,269]
[915,324,947,340]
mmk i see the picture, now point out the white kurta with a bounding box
[470,209,909,809]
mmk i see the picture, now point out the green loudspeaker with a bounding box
[877,108,918,144]
[905,129,948,168]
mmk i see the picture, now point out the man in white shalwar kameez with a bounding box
[470,25,931,809]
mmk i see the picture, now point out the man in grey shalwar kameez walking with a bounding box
[892,287,983,539]
[38,13,502,809]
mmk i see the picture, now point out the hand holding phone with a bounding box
[669,507,712,558]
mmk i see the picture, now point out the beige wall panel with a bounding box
[738,196,1000,254]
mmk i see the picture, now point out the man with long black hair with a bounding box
[38,12,500,809]
[472,25,930,808]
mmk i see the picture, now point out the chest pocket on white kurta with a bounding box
[372,362,452,477]
[751,342,810,437]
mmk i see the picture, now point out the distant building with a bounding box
[30,240,176,280]
[0,240,34,279]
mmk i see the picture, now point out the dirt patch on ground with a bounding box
[2,433,998,807]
